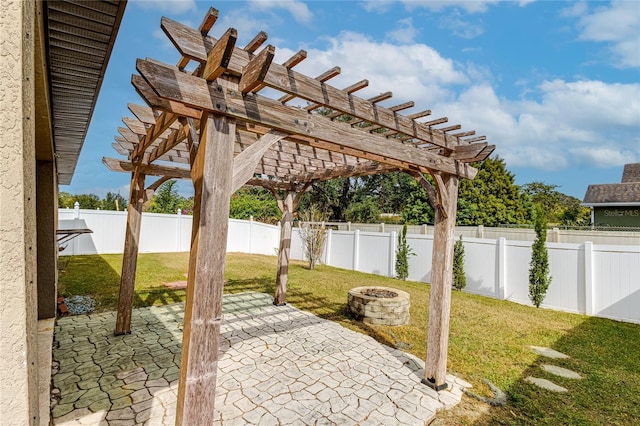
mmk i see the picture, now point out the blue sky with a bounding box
[64,0,640,200]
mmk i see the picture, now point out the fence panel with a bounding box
[249,221,280,256]
[140,212,179,253]
[406,234,434,283]
[461,237,500,298]
[325,231,355,270]
[357,232,393,277]
[503,241,533,305]
[542,243,584,313]
[592,245,640,323]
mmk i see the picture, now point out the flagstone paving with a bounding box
[51,292,469,425]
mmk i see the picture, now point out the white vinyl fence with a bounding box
[59,208,639,324]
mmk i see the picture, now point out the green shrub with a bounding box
[395,223,414,280]
[453,235,466,290]
[529,205,552,307]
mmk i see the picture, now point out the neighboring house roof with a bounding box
[583,163,640,206]
[622,163,640,183]
[45,0,126,184]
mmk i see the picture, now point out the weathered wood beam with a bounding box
[305,79,368,112]
[231,130,287,192]
[282,49,307,69]
[461,135,486,143]
[274,190,295,306]
[143,176,172,209]
[279,65,339,103]
[114,169,146,335]
[238,45,275,93]
[128,110,179,162]
[202,27,237,81]
[135,59,477,179]
[148,123,189,163]
[176,113,236,425]
[451,130,475,138]
[102,157,191,179]
[132,75,201,119]
[423,173,459,391]
[176,7,219,69]
[439,124,462,133]
[244,31,268,53]
[447,142,488,160]
[461,144,496,163]
[158,18,470,148]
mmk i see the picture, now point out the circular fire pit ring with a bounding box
[348,286,410,326]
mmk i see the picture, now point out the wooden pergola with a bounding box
[104,8,494,425]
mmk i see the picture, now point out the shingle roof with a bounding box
[583,163,640,205]
[622,163,640,183]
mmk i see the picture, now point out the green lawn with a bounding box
[58,252,640,425]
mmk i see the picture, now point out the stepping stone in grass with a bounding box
[525,376,568,393]
[542,364,582,379]
[529,346,570,359]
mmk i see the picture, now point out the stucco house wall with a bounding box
[0,0,40,424]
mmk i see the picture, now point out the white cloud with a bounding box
[435,80,640,170]
[132,0,197,14]
[292,32,468,105]
[249,0,313,24]
[386,17,419,44]
[574,1,640,68]
[361,0,395,13]
[439,11,484,39]
[401,0,500,14]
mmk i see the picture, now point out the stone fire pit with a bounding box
[348,286,410,326]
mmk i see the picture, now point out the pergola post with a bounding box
[175,113,236,425]
[423,173,459,390]
[274,190,295,305]
[114,169,146,335]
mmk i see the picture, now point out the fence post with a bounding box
[73,201,80,255]
[422,224,428,235]
[477,225,484,238]
[324,229,332,266]
[584,241,594,315]
[552,227,560,243]
[390,231,397,278]
[249,216,254,254]
[353,230,360,271]
[380,223,385,233]
[176,208,182,252]
[347,222,351,231]
[497,237,507,299]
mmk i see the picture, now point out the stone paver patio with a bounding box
[51,292,470,425]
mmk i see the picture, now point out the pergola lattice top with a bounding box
[104,8,494,191]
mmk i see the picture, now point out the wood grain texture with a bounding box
[274,190,295,305]
[135,59,477,179]
[231,130,286,192]
[176,114,236,425]
[157,18,484,149]
[114,170,146,335]
[424,173,459,388]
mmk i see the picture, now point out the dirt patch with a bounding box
[163,280,188,289]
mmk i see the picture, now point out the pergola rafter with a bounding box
[104,7,495,425]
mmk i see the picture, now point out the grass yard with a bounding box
[58,252,639,425]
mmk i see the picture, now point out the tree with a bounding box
[529,205,552,307]
[524,181,591,226]
[229,187,280,224]
[401,178,435,224]
[453,236,466,290]
[457,156,532,226]
[298,205,328,270]
[100,192,127,211]
[345,198,381,223]
[148,180,185,214]
[395,223,414,280]
[73,194,101,209]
